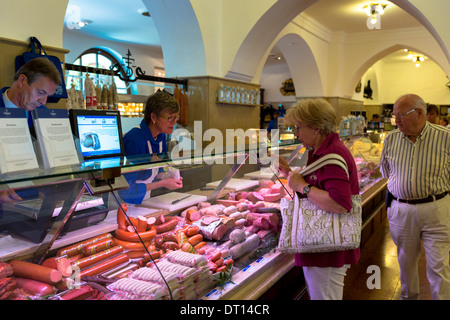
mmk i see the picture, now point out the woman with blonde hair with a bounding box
[278,98,360,300]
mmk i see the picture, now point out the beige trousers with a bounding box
[388,195,450,300]
[303,264,350,300]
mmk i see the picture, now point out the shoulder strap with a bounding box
[299,153,349,177]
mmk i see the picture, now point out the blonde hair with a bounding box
[286,98,337,135]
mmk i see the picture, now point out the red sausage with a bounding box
[9,259,62,284]
[71,246,124,269]
[112,237,152,251]
[82,238,116,256]
[188,234,203,246]
[41,256,73,277]
[57,233,112,257]
[117,203,128,231]
[137,216,148,232]
[78,254,129,277]
[154,216,178,234]
[14,277,57,297]
[186,225,199,237]
[114,227,156,242]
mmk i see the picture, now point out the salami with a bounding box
[78,254,129,277]
[71,246,124,269]
[9,260,62,284]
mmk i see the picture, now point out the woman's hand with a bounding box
[161,178,183,190]
[277,156,292,177]
[287,172,307,192]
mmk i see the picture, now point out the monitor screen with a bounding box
[69,109,124,160]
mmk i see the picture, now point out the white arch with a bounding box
[276,33,323,97]
[225,0,318,82]
[141,0,206,77]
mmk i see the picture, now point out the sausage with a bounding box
[215,257,224,268]
[154,214,165,225]
[216,265,228,273]
[82,239,116,256]
[41,256,73,277]
[253,217,270,230]
[57,233,112,257]
[14,277,57,297]
[117,203,128,231]
[146,217,156,229]
[128,217,139,228]
[186,225,199,237]
[163,241,180,251]
[9,259,62,284]
[112,238,152,251]
[188,234,203,246]
[67,254,84,264]
[154,216,178,234]
[181,242,195,253]
[114,227,156,242]
[137,215,148,232]
[71,246,124,269]
[262,192,282,202]
[125,250,160,261]
[176,231,188,245]
[186,209,201,222]
[246,212,279,227]
[210,251,222,263]
[193,241,206,250]
[78,254,129,277]
[162,232,178,244]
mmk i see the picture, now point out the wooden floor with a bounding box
[343,219,432,300]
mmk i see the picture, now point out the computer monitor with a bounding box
[69,109,124,161]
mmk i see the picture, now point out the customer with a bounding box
[380,94,450,300]
[439,116,448,127]
[119,90,183,204]
[0,57,61,203]
[277,98,360,300]
[426,104,439,124]
[0,57,61,116]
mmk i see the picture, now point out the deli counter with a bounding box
[0,138,387,300]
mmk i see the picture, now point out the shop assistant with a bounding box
[119,90,183,204]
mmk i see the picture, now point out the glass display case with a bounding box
[0,139,386,300]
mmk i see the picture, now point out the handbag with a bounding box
[15,36,68,103]
[277,153,362,254]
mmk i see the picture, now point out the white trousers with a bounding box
[303,264,350,300]
[388,195,450,300]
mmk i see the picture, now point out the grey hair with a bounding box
[286,98,337,135]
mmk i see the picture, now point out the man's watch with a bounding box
[303,184,313,196]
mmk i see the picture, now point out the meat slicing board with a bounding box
[244,168,274,179]
[244,167,301,180]
[205,178,259,191]
[141,192,207,211]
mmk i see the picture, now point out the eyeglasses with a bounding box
[159,114,180,122]
[394,108,417,120]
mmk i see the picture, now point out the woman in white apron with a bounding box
[119,90,183,204]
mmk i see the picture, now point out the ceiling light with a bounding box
[363,3,387,29]
[268,54,282,61]
[363,3,387,16]
[74,19,91,28]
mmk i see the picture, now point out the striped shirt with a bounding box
[380,122,450,199]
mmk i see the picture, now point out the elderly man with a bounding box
[0,57,61,125]
[0,57,61,203]
[380,94,450,300]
